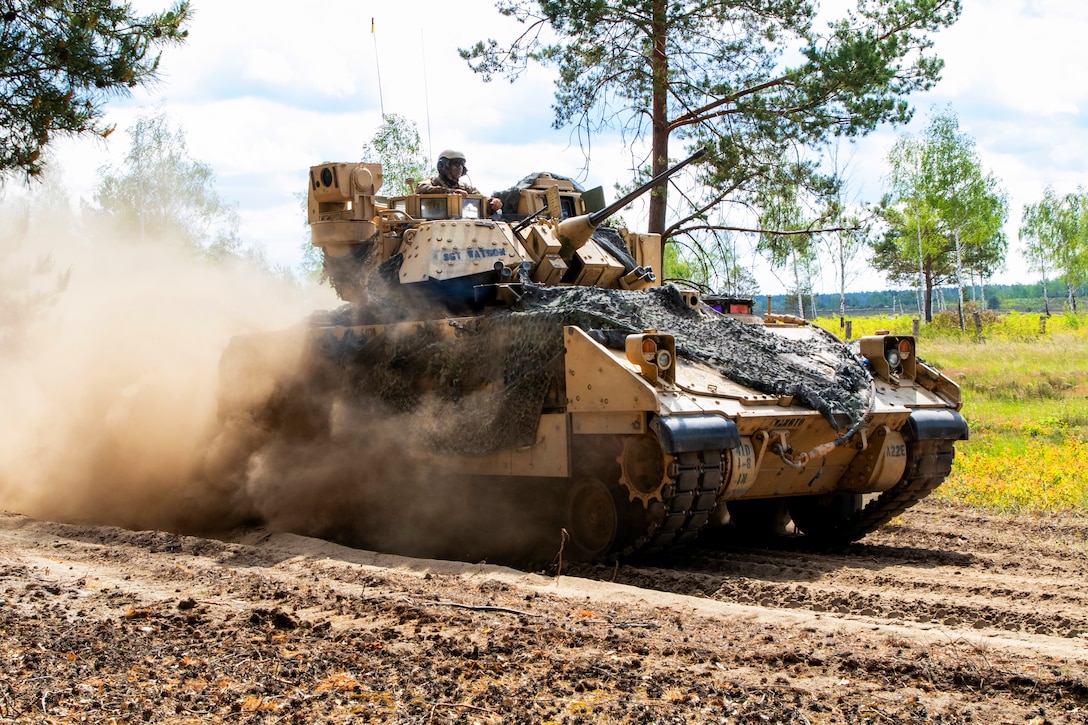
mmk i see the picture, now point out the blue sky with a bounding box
[48,0,1088,295]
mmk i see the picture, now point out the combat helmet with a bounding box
[437,149,467,180]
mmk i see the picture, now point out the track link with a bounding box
[622,449,724,558]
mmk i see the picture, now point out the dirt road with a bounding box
[2,500,1086,723]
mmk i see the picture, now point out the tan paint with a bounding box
[563,327,658,414]
[571,411,646,435]
[567,239,626,287]
[297,158,967,525]
[398,220,530,284]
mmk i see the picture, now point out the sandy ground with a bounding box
[2,499,1087,724]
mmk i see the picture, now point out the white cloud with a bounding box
[936,0,1088,116]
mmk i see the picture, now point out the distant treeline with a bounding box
[763,281,1088,318]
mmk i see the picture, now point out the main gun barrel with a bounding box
[558,148,706,252]
[587,148,707,227]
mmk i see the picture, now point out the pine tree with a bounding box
[0,0,190,178]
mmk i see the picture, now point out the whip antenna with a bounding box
[421,29,433,160]
[371,17,385,118]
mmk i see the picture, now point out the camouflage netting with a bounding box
[492,172,585,219]
[513,284,873,430]
[314,313,566,456]
[309,283,873,457]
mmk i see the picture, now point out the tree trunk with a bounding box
[953,228,966,331]
[923,269,934,322]
[649,0,669,244]
[793,253,805,320]
[836,234,847,326]
[915,199,925,321]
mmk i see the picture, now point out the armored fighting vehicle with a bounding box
[220,151,967,562]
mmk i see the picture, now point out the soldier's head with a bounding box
[437,149,467,182]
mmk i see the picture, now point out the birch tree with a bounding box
[89,109,241,258]
[1020,188,1088,314]
[874,108,1006,324]
[758,183,817,319]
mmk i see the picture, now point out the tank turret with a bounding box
[308,150,704,308]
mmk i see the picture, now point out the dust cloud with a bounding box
[207,327,566,563]
[0,199,559,564]
[0,199,341,536]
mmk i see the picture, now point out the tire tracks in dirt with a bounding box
[3,502,1088,723]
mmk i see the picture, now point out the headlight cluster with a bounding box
[626,331,677,384]
[640,337,673,371]
[859,335,917,383]
[886,338,913,370]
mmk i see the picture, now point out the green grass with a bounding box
[814,312,1088,514]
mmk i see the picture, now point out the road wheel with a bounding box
[564,478,634,562]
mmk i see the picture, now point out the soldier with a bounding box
[416,149,503,213]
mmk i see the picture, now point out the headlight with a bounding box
[655,349,672,371]
[885,349,901,368]
[641,337,658,363]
